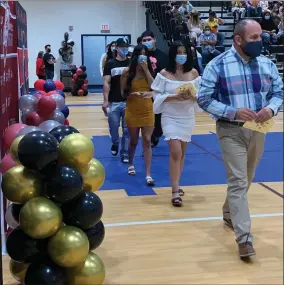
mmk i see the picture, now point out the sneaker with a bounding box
[121,155,129,164]
[111,145,118,156]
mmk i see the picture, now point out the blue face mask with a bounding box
[138,55,147,64]
[119,48,128,56]
[176,54,187,65]
[111,47,116,52]
[242,40,263,58]
[143,41,153,50]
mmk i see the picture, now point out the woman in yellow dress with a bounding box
[121,44,155,185]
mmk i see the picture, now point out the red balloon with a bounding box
[0,153,17,175]
[54,80,64,90]
[77,89,84,96]
[82,84,88,91]
[34,79,45,91]
[3,123,26,149]
[84,79,88,84]
[37,96,56,117]
[64,119,69,126]
[47,91,58,96]
[76,69,83,76]
[73,74,78,81]
[25,112,44,126]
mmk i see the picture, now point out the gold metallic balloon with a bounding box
[19,197,62,239]
[2,165,43,204]
[9,259,29,283]
[82,158,105,192]
[48,226,89,268]
[10,135,24,161]
[67,252,106,285]
[59,134,94,173]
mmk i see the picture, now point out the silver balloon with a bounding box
[19,95,39,112]
[48,110,65,124]
[5,203,19,229]
[39,120,62,133]
[16,126,41,137]
[51,94,65,110]
[21,110,32,124]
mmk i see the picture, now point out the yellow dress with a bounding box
[125,79,154,128]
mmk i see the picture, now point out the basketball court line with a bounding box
[104,212,283,228]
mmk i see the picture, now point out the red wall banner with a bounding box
[0,1,19,157]
[0,0,28,255]
[16,1,29,96]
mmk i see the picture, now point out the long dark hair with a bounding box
[125,44,154,95]
[166,41,194,74]
[106,41,116,62]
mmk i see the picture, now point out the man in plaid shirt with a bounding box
[197,19,283,259]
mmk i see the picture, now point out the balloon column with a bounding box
[1,123,106,285]
[19,79,70,127]
[71,65,88,96]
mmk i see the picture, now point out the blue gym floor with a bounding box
[92,132,283,197]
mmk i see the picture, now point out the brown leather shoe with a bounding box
[223,218,234,231]
[238,242,256,258]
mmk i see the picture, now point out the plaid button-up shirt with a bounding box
[197,45,283,120]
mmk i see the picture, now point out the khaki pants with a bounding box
[216,121,265,244]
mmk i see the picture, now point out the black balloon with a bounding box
[18,131,59,171]
[45,165,83,204]
[49,126,79,143]
[84,90,89,96]
[61,192,103,230]
[6,227,47,263]
[80,65,86,72]
[40,160,58,178]
[84,220,105,250]
[79,72,87,79]
[24,255,68,285]
[11,203,23,222]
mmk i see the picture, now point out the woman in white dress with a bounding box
[151,41,201,207]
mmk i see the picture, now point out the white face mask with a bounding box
[204,30,210,35]
[264,15,270,20]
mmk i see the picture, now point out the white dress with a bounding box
[151,73,202,142]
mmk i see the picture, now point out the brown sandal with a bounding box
[172,191,183,207]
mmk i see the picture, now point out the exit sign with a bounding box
[101,24,110,33]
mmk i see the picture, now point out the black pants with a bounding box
[37,75,46,80]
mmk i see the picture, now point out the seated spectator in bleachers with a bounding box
[204,11,225,46]
[187,10,203,45]
[246,1,269,17]
[277,15,284,44]
[232,1,247,20]
[261,10,278,52]
[173,12,190,39]
[271,2,282,26]
[171,4,179,14]
[178,1,194,15]
[199,25,221,64]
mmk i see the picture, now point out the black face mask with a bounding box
[47,48,51,53]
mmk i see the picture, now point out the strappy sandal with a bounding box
[128,166,136,176]
[146,176,155,186]
[178,189,184,196]
[172,191,183,207]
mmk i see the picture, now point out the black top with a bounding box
[103,58,130,102]
[261,19,277,32]
[43,53,55,71]
[148,49,168,76]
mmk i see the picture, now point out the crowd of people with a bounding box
[161,1,284,61]
[100,17,283,258]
